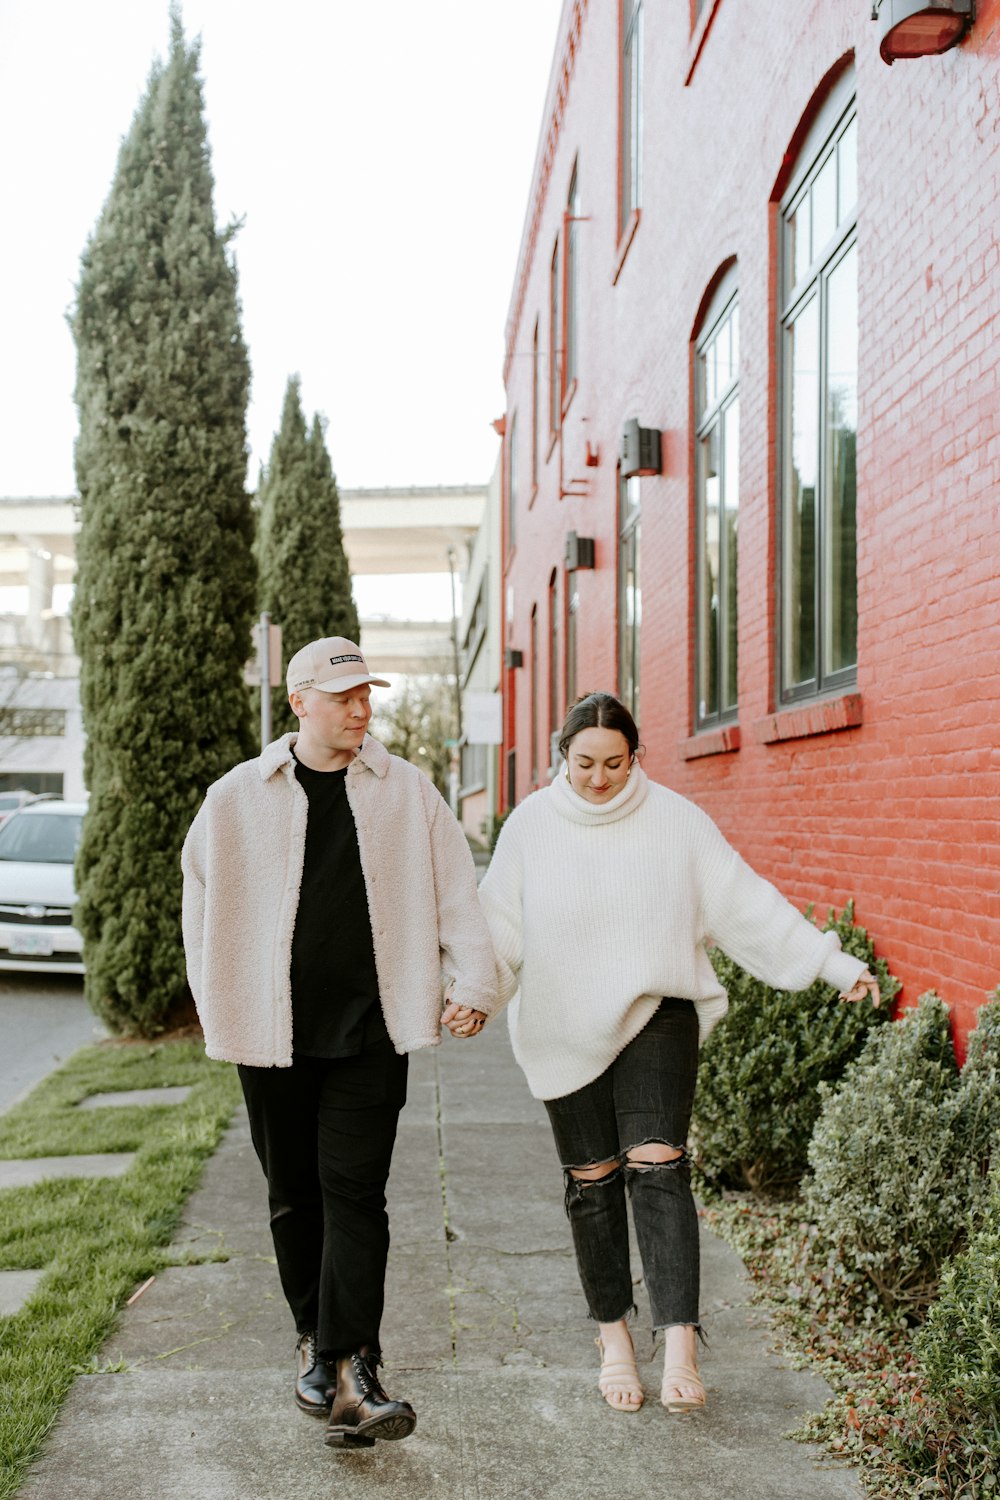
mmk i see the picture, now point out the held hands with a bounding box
[839,968,881,1007]
[441,989,487,1039]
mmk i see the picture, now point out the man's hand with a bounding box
[441,1001,487,1038]
[839,968,881,1007]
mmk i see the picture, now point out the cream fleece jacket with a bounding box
[478,766,866,1100]
[181,733,498,1067]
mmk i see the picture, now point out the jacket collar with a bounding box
[257,732,390,781]
[349,735,390,779]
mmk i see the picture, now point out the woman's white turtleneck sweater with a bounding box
[478,766,866,1101]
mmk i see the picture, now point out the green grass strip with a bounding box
[0,1038,241,1499]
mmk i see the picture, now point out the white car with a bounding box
[0,789,42,825]
[0,801,86,975]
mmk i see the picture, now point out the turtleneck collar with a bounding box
[549,763,649,825]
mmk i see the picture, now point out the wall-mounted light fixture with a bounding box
[565,532,596,570]
[873,0,973,64]
[620,418,662,478]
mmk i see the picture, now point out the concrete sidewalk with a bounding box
[20,1024,861,1500]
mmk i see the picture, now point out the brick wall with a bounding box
[501,0,1000,1053]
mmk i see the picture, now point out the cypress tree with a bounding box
[257,376,360,736]
[71,11,256,1036]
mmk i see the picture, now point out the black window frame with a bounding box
[694,279,740,730]
[620,0,643,238]
[617,468,641,723]
[564,164,580,401]
[777,79,858,704]
[548,238,561,436]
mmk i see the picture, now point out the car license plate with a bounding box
[9,931,55,957]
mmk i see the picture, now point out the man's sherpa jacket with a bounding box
[181,732,498,1067]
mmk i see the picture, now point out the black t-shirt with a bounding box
[290,755,387,1057]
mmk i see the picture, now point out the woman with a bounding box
[444,692,878,1415]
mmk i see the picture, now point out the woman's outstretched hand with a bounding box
[441,1000,488,1038]
[839,968,881,1007]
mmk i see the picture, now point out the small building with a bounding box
[0,674,86,801]
[457,453,504,845]
[499,0,1000,1051]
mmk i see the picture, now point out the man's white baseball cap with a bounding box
[286,637,390,696]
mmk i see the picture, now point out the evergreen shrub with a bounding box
[71,14,256,1036]
[915,1181,1000,1435]
[954,988,1000,1204]
[257,377,359,738]
[805,993,1000,1315]
[691,903,895,1193]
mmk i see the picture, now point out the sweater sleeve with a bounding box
[179,800,208,1007]
[696,810,867,996]
[476,819,524,1012]
[425,787,499,1017]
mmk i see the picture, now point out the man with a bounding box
[181,636,495,1448]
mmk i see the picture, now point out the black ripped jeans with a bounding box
[543,998,700,1330]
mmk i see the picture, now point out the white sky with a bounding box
[0,0,562,503]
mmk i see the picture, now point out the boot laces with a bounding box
[351,1351,386,1399]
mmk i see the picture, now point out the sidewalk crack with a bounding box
[432,1050,459,1367]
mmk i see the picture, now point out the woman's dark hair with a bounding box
[557,692,641,762]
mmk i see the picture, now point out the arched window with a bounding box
[506,412,518,554]
[618,469,641,722]
[566,564,580,708]
[531,319,540,491]
[779,73,857,701]
[695,272,739,727]
[548,239,560,436]
[620,0,643,236]
[548,568,560,770]
[564,164,580,396]
[530,603,539,785]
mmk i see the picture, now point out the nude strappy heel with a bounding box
[596,1335,644,1412]
[660,1361,706,1413]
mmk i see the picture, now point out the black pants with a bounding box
[238,1036,408,1359]
[543,998,700,1330]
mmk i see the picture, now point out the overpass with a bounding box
[339,484,484,575]
[338,483,485,673]
[0,485,487,676]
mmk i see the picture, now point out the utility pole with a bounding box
[259,612,272,750]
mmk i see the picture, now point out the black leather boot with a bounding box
[324,1347,416,1447]
[294,1330,336,1417]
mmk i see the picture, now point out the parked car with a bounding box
[0,801,86,974]
[0,789,40,826]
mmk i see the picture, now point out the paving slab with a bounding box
[76,1085,193,1110]
[20,1021,862,1499]
[19,1368,859,1500]
[0,1267,44,1316]
[0,1152,136,1189]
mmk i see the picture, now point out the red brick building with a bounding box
[499,0,1000,1053]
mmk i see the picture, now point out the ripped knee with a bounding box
[567,1158,621,1183]
[625,1140,686,1171]
[563,1158,623,1212]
